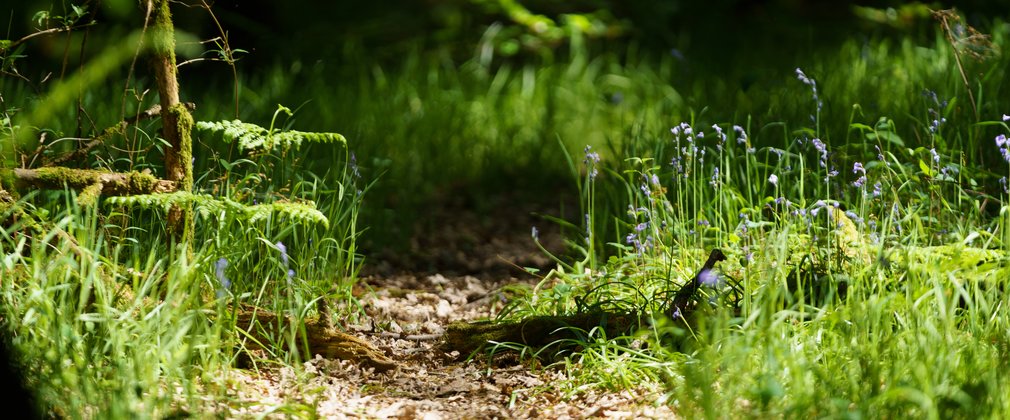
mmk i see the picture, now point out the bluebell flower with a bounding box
[215,258,230,297]
[531,226,539,240]
[635,222,648,232]
[844,210,864,225]
[276,241,288,266]
[853,162,865,174]
[930,118,946,133]
[733,125,747,144]
[811,138,828,166]
[873,182,882,198]
[698,269,719,287]
[350,152,362,179]
[671,156,683,174]
[768,174,778,186]
[930,148,940,164]
[795,68,823,112]
[583,145,601,179]
[1000,177,1008,193]
[1003,114,1009,122]
[710,167,720,187]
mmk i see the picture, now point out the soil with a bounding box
[225,193,677,418]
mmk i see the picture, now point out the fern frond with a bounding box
[195,119,346,153]
[107,192,329,228]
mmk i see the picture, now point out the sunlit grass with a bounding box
[2,9,1009,417]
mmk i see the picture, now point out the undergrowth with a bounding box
[498,16,1010,418]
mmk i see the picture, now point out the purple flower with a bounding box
[844,210,864,225]
[769,174,779,186]
[584,145,601,179]
[1003,114,1009,122]
[635,222,648,232]
[930,148,940,164]
[671,123,693,139]
[873,182,882,198]
[795,68,814,86]
[853,162,865,174]
[710,167,720,187]
[697,219,710,227]
[671,156,683,174]
[1001,177,1008,193]
[930,118,946,133]
[733,125,747,144]
[698,269,719,287]
[215,258,230,296]
[795,68,823,112]
[811,138,828,167]
[997,134,1008,149]
[276,241,288,265]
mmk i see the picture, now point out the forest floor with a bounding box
[223,193,677,418]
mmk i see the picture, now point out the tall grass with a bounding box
[497,17,1010,418]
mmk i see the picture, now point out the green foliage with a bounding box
[107,191,330,228]
[196,105,346,153]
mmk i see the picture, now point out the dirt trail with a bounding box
[227,196,675,418]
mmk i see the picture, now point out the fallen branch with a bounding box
[4,167,175,205]
[236,308,397,372]
[442,249,727,358]
[442,312,648,357]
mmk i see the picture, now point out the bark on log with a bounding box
[441,249,728,359]
[235,308,397,372]
[441,312,649,357]
[5,167,175,197]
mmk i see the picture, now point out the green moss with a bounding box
[168,104,194,192]
[126,171,159,193]
[78,183,103,207]
[32,167,103,186]
[150,0,177,67]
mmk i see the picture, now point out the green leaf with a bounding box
[918,159,934,177]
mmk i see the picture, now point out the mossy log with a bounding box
[235,308,397,372]
[442,249,728,358]
[441,312,650,357]
[3,167,176,206]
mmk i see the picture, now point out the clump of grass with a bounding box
[0,104,366,414]
[508,17,1010,416]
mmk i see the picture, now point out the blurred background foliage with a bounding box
[4,0,1009,252]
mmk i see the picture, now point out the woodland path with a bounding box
[228,194,676,418]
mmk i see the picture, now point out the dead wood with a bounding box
[5,167,175,200]
[235,308,398,372]
[442,312,649,357]
[441,249,728,358]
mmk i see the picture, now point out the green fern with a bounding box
[195,104,346,152]
[107,192,329,228]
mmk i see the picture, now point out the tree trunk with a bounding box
[148,0,194,243]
